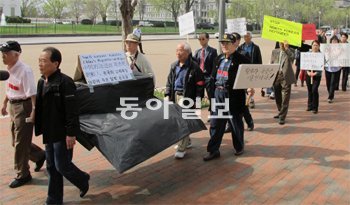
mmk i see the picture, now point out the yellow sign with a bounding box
[262,15,302,47]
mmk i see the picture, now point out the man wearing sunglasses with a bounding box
[193,32,218,120]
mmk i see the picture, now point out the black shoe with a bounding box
[279,119,285,125]
[203,151,220,161]
[247,124,254,131]
[313,110,318,114]
[234,149,244,156]
[273,115,280,119]
[306,108,312,111]
[9,174,32,188]
[80,173,90,198]
[34,156,46,172]
[261,90,265,97]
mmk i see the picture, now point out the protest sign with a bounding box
[320,44,350,67]
[227,18,247,36]
[300,52,324,71]
[233,64,280,89]
[262,15,302,47]
[78,52,134,86]
[302,24,317,40]
[178,11,195,36]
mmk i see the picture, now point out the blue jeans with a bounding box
[45,141,88,204]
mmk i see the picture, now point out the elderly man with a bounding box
[125,33,155,85]
[203,34,250,161]
[165,42,204,159]
[1,41,45,188]
[239,31,263,109]
[270,41,295,125]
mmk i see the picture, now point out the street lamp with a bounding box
[318,11,321,28]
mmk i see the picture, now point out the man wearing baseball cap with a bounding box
[1,41,45,188]
[125,33,155,85]
[203,34,250,161]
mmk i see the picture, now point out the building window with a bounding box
[11,7,15,16]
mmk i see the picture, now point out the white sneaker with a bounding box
[174,141,192,150]
[174,151,186,159]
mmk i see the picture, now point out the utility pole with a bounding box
[218,0,225,54]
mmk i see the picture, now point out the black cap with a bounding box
[0,41,22,53]
[219,33,236,43]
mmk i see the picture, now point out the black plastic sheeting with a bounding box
[75,76,207,173]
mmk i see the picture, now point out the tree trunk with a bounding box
[120,0,138,51]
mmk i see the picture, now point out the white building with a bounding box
[0,0,21,17]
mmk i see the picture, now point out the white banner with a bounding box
[233,64,280,89]
[300,52,324,71]
[320,44,350,67]
[227,18,247,36]
[78,52,134,86]
[178,11,195,36]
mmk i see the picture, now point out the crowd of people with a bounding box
[0,27,348,204]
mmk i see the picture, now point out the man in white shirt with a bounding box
[1,41,45,188]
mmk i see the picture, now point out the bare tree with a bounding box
[138,0,146,21]
[150,0,182,28]
[110,0,120,28]
[120,0,138,48]
[184,0,195,13]
[20,0,39,17]
[42,0,67,20]
[85,0,100,24]
[68,0,85,23]
[98,0,113,24]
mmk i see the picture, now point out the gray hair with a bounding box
[179,42,192,54]
[245,31,252,37]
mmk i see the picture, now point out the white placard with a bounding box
[320,44,350,67]
[178,11,195,36]
[227,18,247,36]
[300,52,324,71]
[78,52,134,86]
[233,64,280,89]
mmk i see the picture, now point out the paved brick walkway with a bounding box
[1,78,349,205]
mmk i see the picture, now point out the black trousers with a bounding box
[325,70,339,100]
[334,69,341,90]
[341,67,349,91]
[243,106,254,127]
[306,75,321,111]
[207,88,244,153]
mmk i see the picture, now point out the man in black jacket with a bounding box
[35,47,89,204]
[203,34,250,161]
[165,42,204,159]
[193,32,218,115]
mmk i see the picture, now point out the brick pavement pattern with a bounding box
[0,78,349,204]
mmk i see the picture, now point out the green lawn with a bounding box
[0,23,215,35]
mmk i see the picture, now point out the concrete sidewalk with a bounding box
[0,79,349,204]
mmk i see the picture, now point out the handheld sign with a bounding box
[302,24,317,40]
[262,15,302,47]
[320,44,350,67]
[78,52,134,86]
[227,18,247,36]
[300,52,324,71]
[233,64,280,89]
[178,11,195,36]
